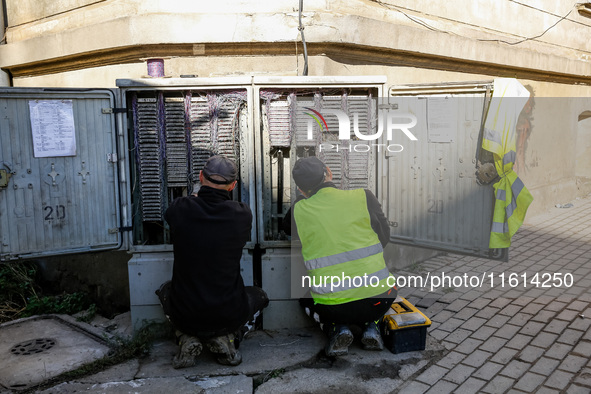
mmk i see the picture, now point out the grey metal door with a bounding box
[384,82,506,260]
[0,89,121,261]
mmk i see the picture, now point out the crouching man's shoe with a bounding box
[172,333,202,369]
[325,324,354,357]
[361,321,384,351]
[206,334,242,366]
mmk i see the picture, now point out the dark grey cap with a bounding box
[202,155,238,184]
[292,156,326,193]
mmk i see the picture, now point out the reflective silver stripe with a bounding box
[512,176,524,197]
[503,150,516,167]
[311,267,391,295]
[506,199,517,218]
[484,127,502,145]
[304,243,383,271]
[491,221,509,234]
[505,177,524,219]
[496,189,506,201]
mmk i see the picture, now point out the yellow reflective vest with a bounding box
[482,78,533,248]
[293,187,394,305]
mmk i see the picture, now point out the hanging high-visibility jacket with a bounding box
[482,78,534,248]
[293,187,394,305]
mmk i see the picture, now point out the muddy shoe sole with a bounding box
[172,338,203,369]
[206,335,242,366]
[325,329,354,357]
[361,333,384,351]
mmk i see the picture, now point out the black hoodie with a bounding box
[164,186,252,335]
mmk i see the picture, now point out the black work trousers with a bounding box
[299,287,396,327]
[156,280,268,339]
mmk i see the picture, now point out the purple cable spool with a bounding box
[147,58,165,77]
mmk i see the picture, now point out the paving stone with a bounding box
[531,332,559,348]
[567,300,589,311]
[546,343,573,360]
[521,302,545,315]
[444,329,472,344]
[512,296,534,306]
[488,297,512,309]
[453,308,479,320]
[426,302,448,316]
[437,318,464,333]
[435,351,466,369]
[454,377,487,394]
[556,328,584,344]
[416,297,440,309]
[425,380,458,394]
[472,361,503,381]
[429,329,449,341]
[453,338,483,355]
[484,314,511,328]
[519,321,545,336]
[504,334,532,350]
[416,365,450,386]
[566,384,591,394]
[494,324,521,340]
[470,326,497,341]
[432,310,456,324]
[530,357,561,375]
[513,372,546,392]
[446,299,471,313]
[460,349,491,369]
[460,316,487,331]
[443,364,475,385]
[545,369,574,390]
[499,359,530,379]
[490,347,518,364]
[569,315,591,331]
[459,290,482,302]
[531,310,557,324]
[574,367,591,387]
[498,305,522,317]
[479,336,508,353]
[515,345,545,363]
[559,355,587,373]
[546,301,568,312]
[572,340,591,357]
[467,298,491,310]
[481,375,516,394]
[401,381,430,394]
[543,319,569,334]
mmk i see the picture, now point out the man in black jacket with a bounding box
[157,155,268,368]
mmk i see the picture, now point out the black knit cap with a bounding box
[202,155,238,184]
[292,156,327,193]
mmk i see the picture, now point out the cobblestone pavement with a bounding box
[395,195,591,393]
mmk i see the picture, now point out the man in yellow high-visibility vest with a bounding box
[285,156,396,356]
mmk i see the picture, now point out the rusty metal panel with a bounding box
[385,86,505,259]
[0,89,121,261]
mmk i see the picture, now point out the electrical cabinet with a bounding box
[0,78,505,330]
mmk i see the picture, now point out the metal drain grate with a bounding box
[10,338,56,356]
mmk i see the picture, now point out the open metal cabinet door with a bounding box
[0,88,122,261]
[382,82,507,260]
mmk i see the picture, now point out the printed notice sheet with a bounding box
[29,100,77,157]
[427,97,456,143]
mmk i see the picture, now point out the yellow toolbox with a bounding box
[381,296,431,354]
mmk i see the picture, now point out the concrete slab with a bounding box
[134,326,444,394]
[0,314,112,391]
[36,375,252,394]
[255,336,444,393]
[136,328,327,379]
